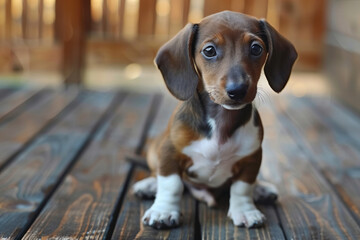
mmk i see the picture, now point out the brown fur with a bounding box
[150,11,297,190]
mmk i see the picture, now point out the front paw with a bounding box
[228,208,266,228]
[142,207,182,229]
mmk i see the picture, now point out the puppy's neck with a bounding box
[187,90,253,145]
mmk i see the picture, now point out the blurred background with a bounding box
[0,0,359,112]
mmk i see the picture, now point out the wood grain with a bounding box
[0,91,116,239]
[270,95,360,224]
[0,89,78,168]
[22,92,155,239]
[258,96,360,239]
[199,198,284,240]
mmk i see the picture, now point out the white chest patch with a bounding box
[182,110,261,188]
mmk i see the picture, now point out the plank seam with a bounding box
[0,90,81,173]
[0,89,49,126]
[276,103,360,229]
[194,200,202,240]
[273,204,289,240]
[103,93,163,240]
[14,92,127,240]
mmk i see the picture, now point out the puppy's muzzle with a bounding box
[226,82,249,101]
[225,65,249,101]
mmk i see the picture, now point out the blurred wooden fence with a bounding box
[0,0,326,83]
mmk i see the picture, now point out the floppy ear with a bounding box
[155,24,199,100]
[260,20,298,93]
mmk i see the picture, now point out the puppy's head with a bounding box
[155,11,297,109]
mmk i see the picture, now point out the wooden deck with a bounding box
[0,87,360,240]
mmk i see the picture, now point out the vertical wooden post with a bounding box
[38,0,44,39]
[118,0,126,36]
[22,0,28,39]
[138,0,157,37]
[55,0,90,85]
[5,0,12,40]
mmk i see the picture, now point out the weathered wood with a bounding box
[22,93,155,239]
[199,199,284,240]
[5,0,12,40]
[303,96,360,148]
[55,0,90,84]
[270,95,360,224]
[258,97,360,239]
[0,91,116,239]
[0,89,78,169]
[111,94,196,240]
[0,89,41,121]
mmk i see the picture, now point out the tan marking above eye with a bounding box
[243,33,266,49]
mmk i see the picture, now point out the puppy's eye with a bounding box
[250,43,262,56]
[202,46,217,59]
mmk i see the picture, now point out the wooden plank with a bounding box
[269,95,360,223]
[138,0,157,37]
[22,92,156,239]
[0,89,78,169]
[0,89,41,121]
[5,0,12,40]
[0,87,17,102]
[55,0,89,84]
[111,94,198,240]
[257,96,360,239]
[0,91,117,239]
[303,96,360,147]
[199,199,284,239]
[22,0,28,39]
[38,0,43,39]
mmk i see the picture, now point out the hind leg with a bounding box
[133,136,160,199]
[133,176,157,199]
[253,180,278,204]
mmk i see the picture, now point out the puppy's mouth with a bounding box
[208,92,247,110]
[221,103,246,110]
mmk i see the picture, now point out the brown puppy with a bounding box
[133,11,297,229]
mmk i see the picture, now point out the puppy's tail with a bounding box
[125,138,153,171]
[126,153,149,171]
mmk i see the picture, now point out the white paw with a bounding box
[253,181,278,204]
[142,206,182,229]
[133,177,157,199]
[228,208,266,228]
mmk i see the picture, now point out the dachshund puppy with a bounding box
[133,11,297,229]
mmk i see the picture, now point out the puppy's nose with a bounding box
[226,83,248,101]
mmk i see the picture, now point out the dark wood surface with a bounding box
[0,88,359,239]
